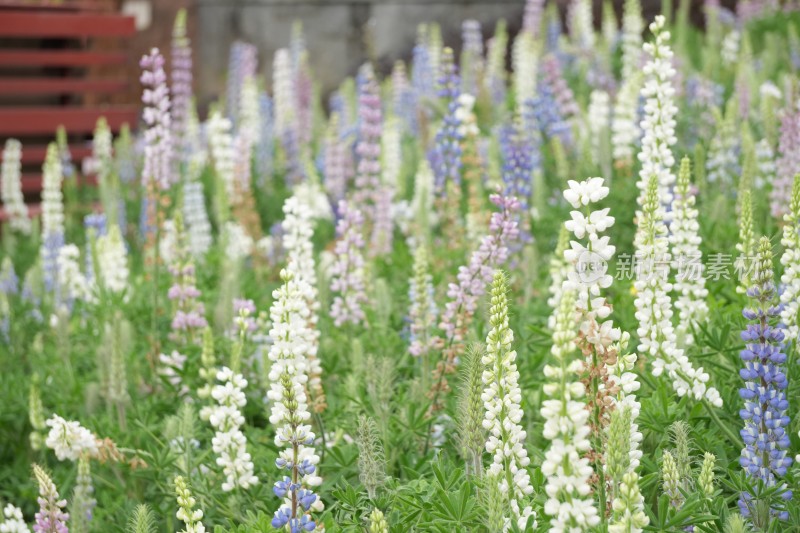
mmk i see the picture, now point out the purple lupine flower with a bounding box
[171,9,193,166]
[439,193,521,344]
[499,121,536,213]
[322,114,353,204]
[140,48,173,190]
[33,464,69,533]
[738,237,793,522]
[167,219,207,343]
[256,92,275,185]
[525,86,572,147]
[225,41,257,129]
[353,65,382,224]
[772,105,800,218]
[330,200,368,327]
[83,213,107,284]
[545,9,563,52]
[522,0,546,37]
[411,40,435,104]
[295,54,313,147]
[541,54,579,121]
[429,48,462,195]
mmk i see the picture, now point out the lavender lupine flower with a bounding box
[171,9,193,166]
[353,65,382,229]
[738,237,793,523]
[411,38,435,105]
[40,143,64,293]
[167,215,207,344]
[294,53,314,148]
[430,48,462,196]
[32,464,69,533]
[1,139,30,234]
[329,200,368,327]
[779,175,800,344]
[500,121,535,215]
[772,105,800,218]
[183,181,212,257]
[482,271,536,531]
[541,54,579,122]
[225,41,257,129]
[522,0,546,37]
[636,16,677,213]
[267,269,323,531]
[256,92,275,184]
[323,114,352,203]
[440,194,520,347]
[140,48,173,190]
[390,61,416,132]
[526,85,571,147]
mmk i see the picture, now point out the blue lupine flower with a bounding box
[272,508,291,529]
[297,488,317,510]
[429,48,462,195]
[273,476,292,498]
[297,459,316,476]
[738,237,793,522]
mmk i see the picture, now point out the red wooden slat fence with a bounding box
[0,0,138,224]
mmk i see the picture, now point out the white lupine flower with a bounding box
[568,0,595,52]
[41,142,64,239]
[174,476,207,533]
[454,93,480,137]
[634,175,722,407]
[721,29,740,65]
[183,181,213,257]
[273,48,295,139]
[57,244,89,305]
[512,31,538,115]
[199,366,258,491]
[780,176,800,343]
[561,177,646,502]
[207,110,236,198]
[612,72,643,167]
[541,289,599,531]
[382,115,402,190]
[754,138,776,190]
[292,181,333,220]
[706,109,739,185]
[1,139,30,234]
[669,158,708,347]
[92,117,113,185]
[223,221,253,260]
[588,90,611,169]
[282,196,324,411]
[45,415,98,461]
[267,269,324,518]
[482,271,535,531]
[636,16,677,214]
[159,219,179,266]
[620,0,643,81]
[96,225,129,295]
[546,228,570,328]
[0,503,30,533]
[239,76,261,147]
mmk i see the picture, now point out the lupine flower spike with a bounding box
[481,271,535,531]
[738,237,792,524]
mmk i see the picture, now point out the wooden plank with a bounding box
[0,106,137,135]
[0,50,127,67]
[0,11,136,38]
[21,172,98,193]
[0,1,108,12]
[18,144,92,164]
[0,77,128,95]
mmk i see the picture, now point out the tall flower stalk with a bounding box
[541,288,599,530]
[481,271,535,531]
[32,464,69,533]
[267,269,322,531]
[329,200,368,327]
[635,174,721,405]
[779,175,800,345]
[738,237,793,525]
[1,139,30,234]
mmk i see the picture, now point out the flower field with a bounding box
[2,1,800,531]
